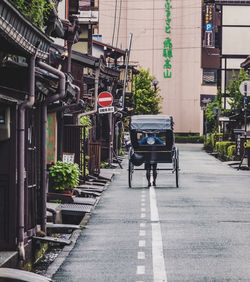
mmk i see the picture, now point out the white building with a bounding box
[98,0,217,133]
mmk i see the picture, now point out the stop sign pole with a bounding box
[97,91,114,165]
[238,81,250,169]
[239,81,250,138]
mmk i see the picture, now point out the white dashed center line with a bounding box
[150,186,167,282]
[139,230,146,237]
[139,240,146,247]
[138,251,145,260]
[137,265,145,275]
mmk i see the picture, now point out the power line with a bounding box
[131,46,201,51]
[116,0,123,47]
[100,6,202,11]
[100,9,202,21]
[111,0,118,46]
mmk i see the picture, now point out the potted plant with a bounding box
[49,161,80,194]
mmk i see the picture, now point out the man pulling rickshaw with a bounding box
[128,115,179,188]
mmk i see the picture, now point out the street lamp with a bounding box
[152,79,159,92]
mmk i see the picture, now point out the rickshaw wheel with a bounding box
[128,159,134,188]
[174,148,179,188]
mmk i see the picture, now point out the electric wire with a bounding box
[111,0,118,46]
[116,0,123,47]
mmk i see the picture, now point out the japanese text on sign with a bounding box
[63,153,75,163]
[98,106,114,114]
[163,0,172,79]
[203,3,215,48]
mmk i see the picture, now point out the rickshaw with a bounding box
[128,115,179,188]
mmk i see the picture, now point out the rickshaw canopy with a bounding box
[130,115,173,131]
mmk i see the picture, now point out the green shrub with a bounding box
[175,135,204,143]
[215,141,235,159]
[211,133,223,148]
[49,161,80,192]
[11,0,53,29]
[204,133,223,151]
[227,145,236,160]
[100,161,109,169]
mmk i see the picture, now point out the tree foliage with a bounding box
[227,69,249,113]
[204,93,222,133]
[205,69,250,133]
[11,0,53,29]
[133,68,162,115]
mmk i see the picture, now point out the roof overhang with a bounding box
[241,56,250,69]
[0,0,52,59]
[93,40,126,59]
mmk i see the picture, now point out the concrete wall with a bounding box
[99,0,217,133]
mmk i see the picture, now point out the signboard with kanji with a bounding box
[163,0,172,79]
[98,106,114,114]
[63,153,75,163]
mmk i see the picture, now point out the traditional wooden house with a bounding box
[0,0,82,264]
[0,0,52,258]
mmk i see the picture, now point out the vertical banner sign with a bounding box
[163,0,172,79]
[203,3,215,48]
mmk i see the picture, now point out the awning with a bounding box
[130,115,174,131]
[241,56,250,69]
[0,93,20,104]
[93,40,126,59]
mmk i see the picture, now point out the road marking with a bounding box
[139,230,146,236]
[141,207,146,212]
[137,265,145,275]
[141,198,145,203]
[138,251,145,260]
[139,240,146,247]
[141,213,146,218]
[150,186,167,282]
[140,223,146,228]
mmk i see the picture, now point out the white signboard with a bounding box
[63,153,75,163]
[98,106,114,114]
[239,81,250,96]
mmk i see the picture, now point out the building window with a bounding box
[203,69,217,85]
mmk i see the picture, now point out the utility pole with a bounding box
[122,33,133,110]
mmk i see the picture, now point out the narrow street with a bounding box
[52,144,250,282]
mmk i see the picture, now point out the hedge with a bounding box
[215,141,235,159]
[204,133,223,151]
[227,145,236,160]
[175,135,204,143]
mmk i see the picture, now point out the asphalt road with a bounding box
[52,144,250,282]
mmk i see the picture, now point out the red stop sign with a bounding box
[97,91,113,107]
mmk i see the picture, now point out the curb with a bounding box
[45,212,92,279]
[45,181,110,279]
